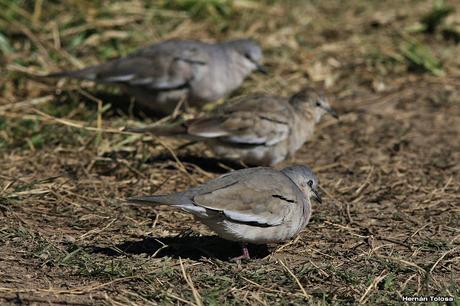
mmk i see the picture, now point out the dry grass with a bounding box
[1,0,460,305]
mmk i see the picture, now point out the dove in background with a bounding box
[45,39,267,114]
[128,165,321,260]
[127,87,337,166]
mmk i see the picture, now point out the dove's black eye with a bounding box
[315,101,321,107]
[307,180,313,187]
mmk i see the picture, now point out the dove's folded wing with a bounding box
[81,42,211,90]
[189,168,299,226]
[187,106,291,146]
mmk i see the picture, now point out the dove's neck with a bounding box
[281,169,313,230]
[288,108,317,153]
[279,172,311,233]
[297,105,325,123]
[193,47,253,101]
[226,51,256,83]
[299,197,312,229]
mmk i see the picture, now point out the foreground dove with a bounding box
[128,87,337,165]
[128,165,321,259]
[46,39,266,114]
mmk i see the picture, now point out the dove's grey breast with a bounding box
[288,109,317,156]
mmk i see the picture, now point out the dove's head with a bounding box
[282,165,321,204]
[225,39,267,74]
[289,88,338,122]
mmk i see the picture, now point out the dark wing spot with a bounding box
[272,194,296,203]
[222,212,273,228]
[259,115,289,125]
[174,57,207,65]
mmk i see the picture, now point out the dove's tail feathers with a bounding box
[187,118,228,138]
[45,66,100,81]
[127,194,211,217]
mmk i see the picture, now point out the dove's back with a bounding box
[47,40,209,81]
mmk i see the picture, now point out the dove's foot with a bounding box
[231,243,251,261]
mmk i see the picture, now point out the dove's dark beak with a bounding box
[256,63,268,75]
[323,106,338,119]
[312,188,322,204]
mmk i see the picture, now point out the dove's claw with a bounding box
[231,243,251,261]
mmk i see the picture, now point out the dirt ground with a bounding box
[1,0,459,305]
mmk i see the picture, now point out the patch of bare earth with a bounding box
[1,0,459,304]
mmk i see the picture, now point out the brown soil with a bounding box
[1,0,459,305]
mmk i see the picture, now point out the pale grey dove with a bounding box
[46,39,266,114]
[127,87,337,166]
[128,165,321,259]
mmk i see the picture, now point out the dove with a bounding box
[128,165,321,259]
[128,87,337,166]
[45,39,266,114]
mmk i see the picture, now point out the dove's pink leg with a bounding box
[231,243,251,261]
[242,244,250,259]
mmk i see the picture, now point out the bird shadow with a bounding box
[31,76,163,119]
[77,91,166,119]
[90,235,270,261]
[146,153,247,174]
